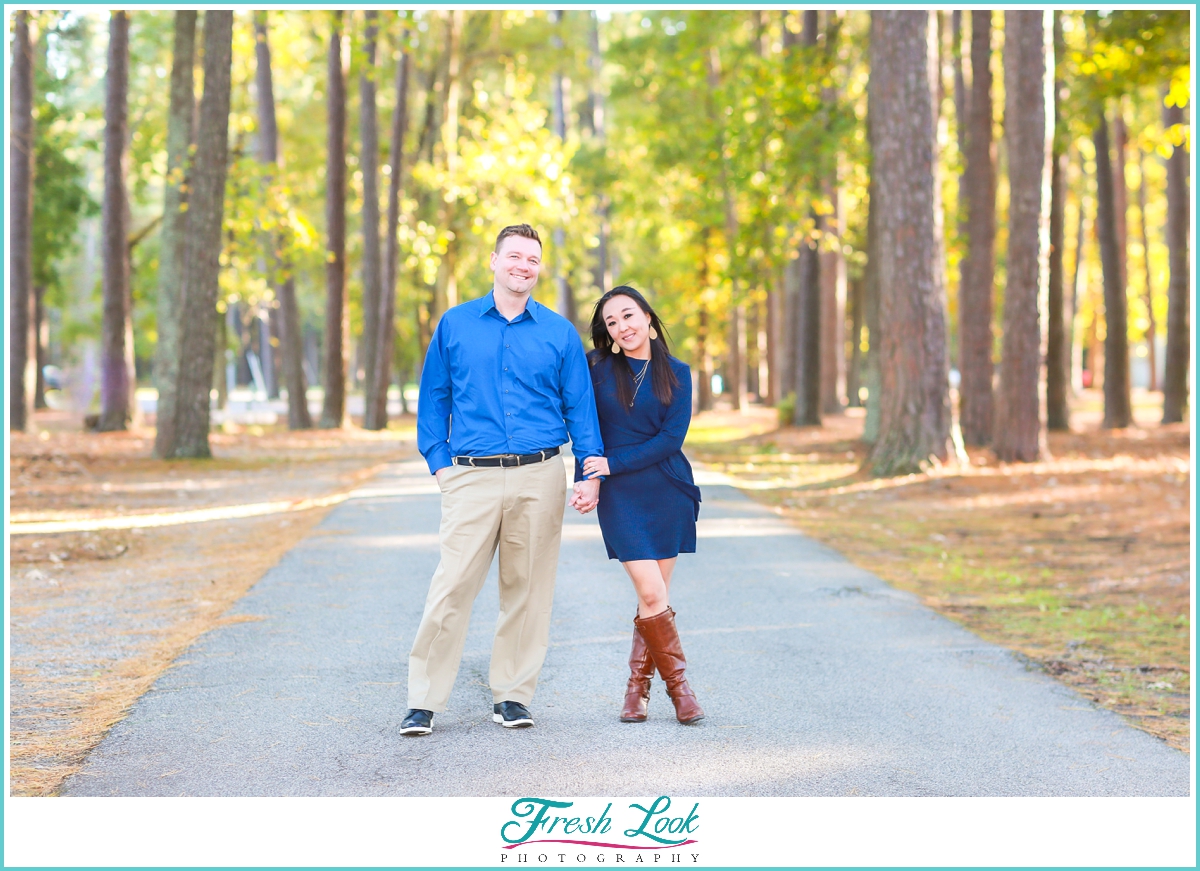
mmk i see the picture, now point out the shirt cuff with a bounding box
[425,445,453,475]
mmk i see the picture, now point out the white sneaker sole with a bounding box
[399,725,432,736]
[493,714,533,728]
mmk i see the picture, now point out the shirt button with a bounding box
[505,390,509,394]
[505,344,510,349]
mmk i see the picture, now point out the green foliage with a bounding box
[27,8,1191,388]
[31,13,98,307]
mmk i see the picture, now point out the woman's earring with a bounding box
[649,326,659,341]
[611,342,621,354]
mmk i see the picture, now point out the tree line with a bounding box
[8,9,1191,472]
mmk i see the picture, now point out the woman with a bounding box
[581,286,704,725]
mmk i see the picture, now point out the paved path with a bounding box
[63,457,1189,797]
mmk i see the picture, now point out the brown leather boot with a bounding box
[634,607,705,724]
[619,623,655,722]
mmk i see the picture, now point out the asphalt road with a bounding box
[63,456,1189,797]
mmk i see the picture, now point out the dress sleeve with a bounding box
[605,365,692,476]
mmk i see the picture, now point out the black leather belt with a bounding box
[452,447,560,468]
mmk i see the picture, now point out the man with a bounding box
[401,223,603,736]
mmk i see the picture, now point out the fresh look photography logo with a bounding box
[500,796,700,865]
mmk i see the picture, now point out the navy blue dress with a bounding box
[587,352,701,561]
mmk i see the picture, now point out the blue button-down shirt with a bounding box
[417,291,604,476]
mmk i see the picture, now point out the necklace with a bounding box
[629,358,651,407]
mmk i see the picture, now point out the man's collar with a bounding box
[480,289,540,322]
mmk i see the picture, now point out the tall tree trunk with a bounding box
[588,11,611,296]
[862,20,882,444]
[820,183,845,415]
[1161,100,1190,423]
[866,10,952,476]
[765,265,781,406]
[369,14,412,430]
[796,236,821,425]
[254,12,312,430]
[1069,168,1088,394]
[746,295,761,400]
[153,11,196,454]
[995,10,1052,462]
[952,10,967,183]
[99,11,132,432]
[820,12,846,416]
[1113,107,1129,293]
[696,233,714,412]
[359,11,384,428]
[9,10,35,432]
[320,12,349,429]
[846,276,864,407]
[1094,112,1132,428]
[705,45,744,411]
[1046,148,1069,431]
[1136,146,1158,393]
[550,10,576,325]
[1046,12,1070,432]
[34,285,48,409]
[795,11,822,426]
[958,9,995,447]
[165,11,234,458]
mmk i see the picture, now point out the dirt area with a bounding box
[8,413,417,796]
[687,389,1192,753]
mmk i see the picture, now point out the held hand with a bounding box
[582,455,610,479]
[571,478,601,514]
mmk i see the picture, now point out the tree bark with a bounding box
[1046,13,1070,432]
[320,12,349,429]
[1094,112,1132,428]
[588,11,612,297]
[865,11,952,476]
[862,20,882,444]
[796,237,822,425]
[1069,167,1088,394]
[550,9,576,326]
[846,276,864,407]
[1161,100,1190,423]
[9,10,35,432]
[795,12,822,426]
[368,14,412,431]
[99,11,132,432]
[254,12,312,430]
[34,285,48,409]
[995,10,1052,462]
[152,11,197,453]
[696,232,715,411]
[957,9,995,447]
[1113,108,1129,293]
[359,11,385,428]
[819,185,845,415]
[165,11,234,458]
[1136,146,1157,393]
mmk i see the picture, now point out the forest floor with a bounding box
[8,411,417,796]
[686,388,1192,754]
[6,389,1191,796]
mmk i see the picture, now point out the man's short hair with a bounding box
[495,224,541,252]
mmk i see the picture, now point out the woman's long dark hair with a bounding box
[588,285,679,409]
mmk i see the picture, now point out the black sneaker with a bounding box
[400,708,433,736]
[492,700,534,728]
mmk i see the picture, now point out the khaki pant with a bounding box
[407,456,567,712]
